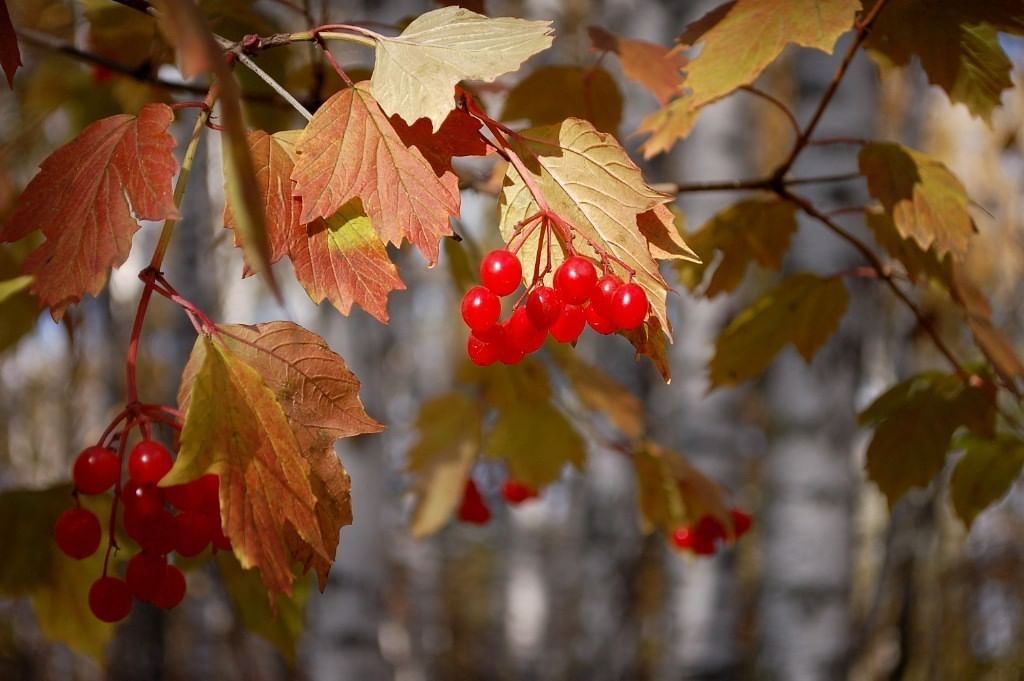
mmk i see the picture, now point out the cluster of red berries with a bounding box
[670,508,753,556]
[456,478,539,524]
[53,440,230,622]
[461,249,650,366]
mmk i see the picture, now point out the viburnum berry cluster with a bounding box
[54,433,230,623]
[455,478,540,524]
[670,508,753,556]
[462,243,650,366]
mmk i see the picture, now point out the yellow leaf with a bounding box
[865,209,951,285]
[501,65,622,134]
[484,402,584,488]
[636,95,700,159]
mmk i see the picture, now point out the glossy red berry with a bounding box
[501,481,538,505]
[591,274,623,319]
[525,286,563,330]
[609,283,648,330]
[164,474,219,513]
[152,564,186,610]
[693,515,726,554]
[54,507,102,559]
[122,482,163,519]
[89,577,132,622]
[173,510,215,557]
[730,508,753,537]
[457,479,491,525]
[73,446,120,495]
[549,303,586,343]
[480,249,522,296]
[128,441,174,485]
[125,552,167,602]
[461,286,501,332]
[507,307,546,354]
[467,333,500,367]
[130,508,176,555]
[553,256,597,304]
[585,303,617,335]
[671,526,694,550]
[497,339,525,365]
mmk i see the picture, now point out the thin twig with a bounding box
[739,85,800,137]
[215,36,313,120]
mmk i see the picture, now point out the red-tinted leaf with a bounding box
[588,26,686,104]
[390,107,493,193]
[0,0,21,87]
[291,84,460,264]
[0,104,178,318]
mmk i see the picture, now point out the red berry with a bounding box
[475,323,506,345]
[609,283,648,330]
[54,507,102,559]
[591,274,623,319]
[461,286,501,332]
[525,286,563,330]
[691,532,717,556]
[670,526,694,550]
[73,446,120,495]
[125,552,167,602]
[549,303,585,343]
[128,441,174,485]
[501,481,538,505]
[497,339,525,365]
[211,522,231,552]
[457,479,491,525]
[131,508,176,555]
[152,565,186,610]
[506,307,546,354]
[89,577,132,623]
[122,482,163,519]
[585,303,617,335]
[693,515,726,552]
[480,250,522,296]
[173,510,215,557]
[467,333,500,367]
[730,508,753,538]
[164,474,219,513]
[553,256,597,303]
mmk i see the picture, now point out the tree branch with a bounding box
[739,85,800,138]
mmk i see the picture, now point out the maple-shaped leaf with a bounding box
[498,118,674,332]
[865,1,1024,121]
[485,401,584,488]
[859,142,973,260]
[1,0,21,87]
[710,273,848,388]
[500,65,623,134]
[679,199,798,296]
[390,107,492,185]
[637,96,700,159]
[292,83,459,264]
[679,0,858,109]
[950,434,1024,528]
[588,26,687,104]
[407,393,482,537]
[0,103,178,318]
[865,209,951,285]
[860,372,995,506]
[951,264,1024,392]
[551,344,644,440]
[633,441,732,535]
[369,6,553,130]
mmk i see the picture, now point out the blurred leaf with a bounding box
[217,553,309,663]
[588,26,686,104]
[951,264,1024,392]
[950,434,1024,527]
[501,65,622,134]
[636,95,699,159]
[485,402,584,488]
[860,372,996,506]
[710,273,848,388]
[859,142,973,260]
[620,316,673,384]
[444,237,477,294]
[678,198,797,296]
[7,0,72,37]
[633,441,731,534]
[551,345,645,440]
[0,486,69,595]
[865,209,951,285]
[0,275,30,303]
[1,0,21,87]
[462,355,552,411]
[0,244,40,353]
[407,393,482,537]
[865,1,1024,121]
[82,0,167,69]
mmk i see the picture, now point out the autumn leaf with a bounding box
[501,65,623,134]
[292,84,459,264]
[637,95,700,159]
[860,372,995,506]
[369,6,553,130]
[679,0,858,110]
[951,264,1024,392]
[551,344,645,440]
[1,0,21,87]
[637,204,700,265]
[620,316,673,384]
[709,273,848,388]
[407,393,482,537]
[497,118,674,333]
[0,246,38,353]
[865,209,951,285]
[389,107,493,193]
[865,1,1024,121]
[588,26,686,104]
[0,103,178,318]
[859,142,973,260]
[485,401,584,488]
[950,434,1024,528]
[633,441,731,535]
[679,199,798,296]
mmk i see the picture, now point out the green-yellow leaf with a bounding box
[859,142,973,260]
[369,6,554,130]
[865,209,951,285]
[710,273,848,388]
[950,434,1024,528]
[485,402,584,488]
[637,95,700,158]
[501,65,622,134]
[951,264,1024,391]
[633,441,731,535]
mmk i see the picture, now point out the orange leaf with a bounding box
[389,107,493,194]
[0,104,178,318]
[0,0,21,87]
[292,84,459,264]
[588,26,686,104]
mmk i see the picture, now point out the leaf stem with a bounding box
[739,85,800,138]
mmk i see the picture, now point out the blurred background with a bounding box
[1,0,1024,679]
